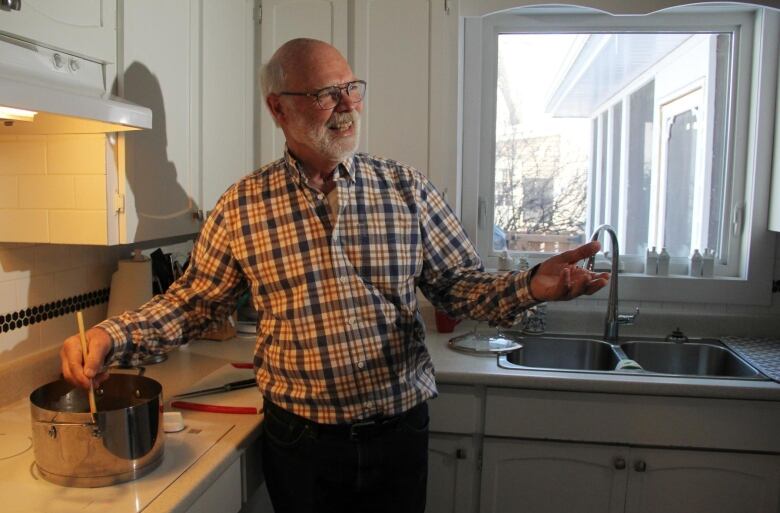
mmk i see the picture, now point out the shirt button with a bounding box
[339,275,348,283]
[363,401,374,410]
[356,361,365,370]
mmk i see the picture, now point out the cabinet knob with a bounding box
[634,460,647,472]
[613,457,626,470]
[455,448,467,460]
[52,53,64,69]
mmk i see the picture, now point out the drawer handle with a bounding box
[613,457,626,470]
[634,460,647,472]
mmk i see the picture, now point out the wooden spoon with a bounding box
[76,311,98,418]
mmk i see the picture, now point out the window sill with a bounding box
[587,272,772,306]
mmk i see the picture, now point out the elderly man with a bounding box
[61,38,608,512]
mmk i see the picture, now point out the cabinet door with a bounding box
[0,0,116,62]
[625,448,780,513]
[186,457,243,513]
[480,438,628,513]
[201,0,256,212]
[118,0,202,243]
[427,433,480,513]
[352,0,431,173]
[257,0,349,163]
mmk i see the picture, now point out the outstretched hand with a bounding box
[529,241,610,302]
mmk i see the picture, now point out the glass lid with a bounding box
[448,329,523,355]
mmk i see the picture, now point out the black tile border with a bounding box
[0,288,110,334]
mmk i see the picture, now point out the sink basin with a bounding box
[496,334,766,380]
[620,341,763,379]
[501,337,621,372]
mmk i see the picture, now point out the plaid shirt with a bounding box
[100,150,537,424]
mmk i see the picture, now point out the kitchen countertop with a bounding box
[100,320,780,510]
[0,336,265,513]
[3,316,779,513]
[424,323,780,401]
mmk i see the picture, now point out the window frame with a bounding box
[459,6,778,305]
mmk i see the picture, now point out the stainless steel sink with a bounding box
[497,335,767,380]
[620,340,763,379]
[501,337,621,372]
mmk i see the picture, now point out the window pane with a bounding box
[495,31,732,259]
[495,34,590,253]
[624,81,654,256]
[663,107,698,257]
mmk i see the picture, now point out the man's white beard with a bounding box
[305,110,360,162]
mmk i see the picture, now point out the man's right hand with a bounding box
[60,327,112,389]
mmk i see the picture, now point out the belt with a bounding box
[263,399,427,441]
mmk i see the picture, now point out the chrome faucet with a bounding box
[586,224,639,342]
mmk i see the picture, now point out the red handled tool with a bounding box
[171,401,258,415]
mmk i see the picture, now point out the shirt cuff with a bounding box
[526,264,542,303]
[96,318,130,366]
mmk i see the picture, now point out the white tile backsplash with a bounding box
[0,135,108,244]
[46,134,106,174]
[18,175,76,209]
[0,176,17,208]
[0,137,46,175]
[0,242,113,367]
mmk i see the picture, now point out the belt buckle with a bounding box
[349,419,378,441]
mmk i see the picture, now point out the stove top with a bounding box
[0,400,231,512]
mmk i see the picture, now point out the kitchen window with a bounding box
[460,5,778,305]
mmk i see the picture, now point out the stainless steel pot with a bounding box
[29,373,164,487]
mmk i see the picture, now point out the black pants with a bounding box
[261,400,429,513]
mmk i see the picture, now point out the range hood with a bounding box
[0,34,151,134]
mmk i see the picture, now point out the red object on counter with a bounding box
[231,362,254,369]
[171,401,258,415]
[435,310,461,333]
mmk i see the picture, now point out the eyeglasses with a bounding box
[278,80,367,110]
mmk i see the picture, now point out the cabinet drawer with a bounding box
[485,387,780,452]
[429,384,482,434]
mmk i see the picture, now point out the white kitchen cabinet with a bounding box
[428,433,481,513]
[427,384,484,513]
[352,0,431,173]
[480,386,780,513]
[0,0,116,63]
[0,0,255,245]
[480,438,780,513]
[201,0,256,213]
[257,0,438,180]
[186,457,243,513]
[257,0,349,163]
[117,0,255,243]
[480,439,628,513]
[624,447,780,513]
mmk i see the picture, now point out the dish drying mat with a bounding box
[720,336,780,382]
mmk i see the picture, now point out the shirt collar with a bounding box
[283,146,357,186]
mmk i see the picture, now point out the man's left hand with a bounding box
[529,241,609,302]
